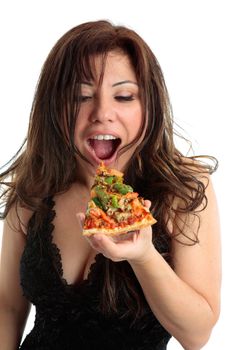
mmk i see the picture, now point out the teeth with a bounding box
[91,135,117,140]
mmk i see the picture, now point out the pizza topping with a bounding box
[89,207,115,224]
[92,197,104,209]
[111,195,120,208]
[83,162,156,234]
[114,211,132,223]
[94,186,109,210]
[96,163,123,177]
[113,183,133,194]
[105,176,115,184]
[87,166,147,226]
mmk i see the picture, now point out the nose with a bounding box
[90,96,116,124]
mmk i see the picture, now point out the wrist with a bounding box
[128,244,157,267]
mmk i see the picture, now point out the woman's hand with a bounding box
[76,200,156,264]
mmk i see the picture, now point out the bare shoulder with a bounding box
[171,173,221,321]
[171,154,220,244]
[167,156,216,240]
[6,203,34,235]
[0,204,32,315]
[171,171,220,242]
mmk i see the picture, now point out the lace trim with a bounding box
[42,196,103,289]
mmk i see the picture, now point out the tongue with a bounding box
[90,140,116,160]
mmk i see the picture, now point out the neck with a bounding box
[75,159,96,190]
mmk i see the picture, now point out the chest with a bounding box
[52,214,95,285]
[51,191,97,285]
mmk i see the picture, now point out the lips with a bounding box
[86,133,121,165]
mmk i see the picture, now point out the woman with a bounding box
[0,20,221,349]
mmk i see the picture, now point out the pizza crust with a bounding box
[83,216,157,237]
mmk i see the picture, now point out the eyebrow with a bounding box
[112,80,138,87]
[80,80,138,87]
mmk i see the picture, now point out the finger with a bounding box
[92,233,136,260]
[92,234,121,257]
[144,199,151,209]
[132,230,140,243]
[85,236,102,251]
[112,231,136,242]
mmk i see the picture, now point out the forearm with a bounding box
[129,249,216,350]
[0,308,27,350]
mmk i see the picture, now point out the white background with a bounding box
[0,1,232,348]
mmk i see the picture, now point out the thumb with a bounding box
[76,212,85,228]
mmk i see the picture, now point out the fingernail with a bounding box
[94,234,102,241]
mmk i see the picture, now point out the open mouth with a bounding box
[87,135,121,161]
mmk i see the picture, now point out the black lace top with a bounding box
[19,198,171,350]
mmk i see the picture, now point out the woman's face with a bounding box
[74,51,143,173]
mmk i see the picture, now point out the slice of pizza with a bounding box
[83,162,156,237]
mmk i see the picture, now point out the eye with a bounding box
[115,95,134,102]
[80,95,92,103]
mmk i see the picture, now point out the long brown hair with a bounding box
[0,20,217,319]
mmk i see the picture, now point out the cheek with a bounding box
[128,107,143,138]
[74,111,87,143]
